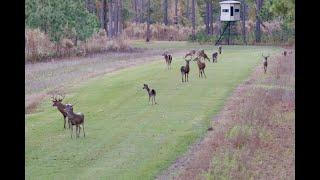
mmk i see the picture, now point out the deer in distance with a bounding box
[181,59,191,82]
[212,52,218,63]
[193,56,207,78]
[218,46,222,54]
[184,50,196,59]
[162,52,172,69]
[64,104,85,138]
[198,50,211,62]
[143,84,157,105]
[262,53,270,74]
[51,94,69,129]
[283,50,287,56]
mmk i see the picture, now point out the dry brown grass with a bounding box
[25,28,133,62]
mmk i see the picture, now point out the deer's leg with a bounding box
[70,125,73,139]
[203,70,207,78]
[63,116,66,129]
[82,123,85,137]
[149,96,151,104]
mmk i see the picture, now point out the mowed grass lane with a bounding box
[26,46,280,179]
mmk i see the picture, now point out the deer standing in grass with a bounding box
[198,50,211,62]
[262,54,270,74]
[143,84,157,105]
[283,50,287,56]
[193,56,207,78]
[181,59,191,82]
[162,52,172,69]
[64,104,85,138]
[218,46,222,54]
[212,52,218,63]
[51,94,69,129]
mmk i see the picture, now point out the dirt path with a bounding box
[157,50,295,179]
[25,49,187,113]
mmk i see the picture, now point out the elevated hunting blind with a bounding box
[215,0,242,45]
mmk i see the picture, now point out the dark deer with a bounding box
[185,50,196,59]
[51,94,69,129]
[193,56,206,78]
[162,52,172,69]
[218,46,222,54]
[180,59,191,82]
[64,104,85,138]
[143,84,157,105]
[262,53,270,74]
[212,52,218,63]
[283,50,287,56]
[198,50,211,62]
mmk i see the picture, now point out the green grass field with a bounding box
[26,45,281,179]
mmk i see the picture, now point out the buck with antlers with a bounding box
[143,84,157,105]
[181,59,191,82]
[184,50,196,59]
[162,52,173,69]
[262,53,270,74]
[193,56,207,78]
[198,50,211,62]
[64,104,85,138]
[51,94,69,129]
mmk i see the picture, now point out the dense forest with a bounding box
[25,0,295,62]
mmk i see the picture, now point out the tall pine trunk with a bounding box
[174,0,178,25]
[146,0,151,41]
[209,0,213,35]
[186,0,189,20]
[242,0,247,44]
[115,0,119,36]
[205,1,209,35]
[119,0,123,34]
[163,0,168,25]
[108,0,113,37]
[255,0,263,43]
[191,0,195,41]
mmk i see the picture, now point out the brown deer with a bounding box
[143,84,157,105]
[51,94,69,129]
[184,50,196,59]
[212,52,218,63]
[180,59,191,82]
[262,53,270,74]
[193,56,207,78]
[64,104,85,138]
[218,46,222,54]
[162,52,172,69]
[198,50,211,62]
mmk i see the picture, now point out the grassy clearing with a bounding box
[200,52,295,179]
[26,45,280,179]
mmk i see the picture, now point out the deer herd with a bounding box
[50,45,292,139]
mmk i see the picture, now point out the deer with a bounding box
[283,50,287,56]
[184,50,196,59]
[198,50,211,62]
[180,59,191,82]
[218,46,222,54]
[64,104,85,138]
[193,56,207,78]
[212,52,218,63]
[143,84,157,105]
[51,94,69,129]
[162,52,172,69]
[262,53,270,74]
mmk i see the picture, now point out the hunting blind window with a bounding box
[223,9,229,12]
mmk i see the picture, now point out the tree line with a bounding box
[25,0,295,44]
